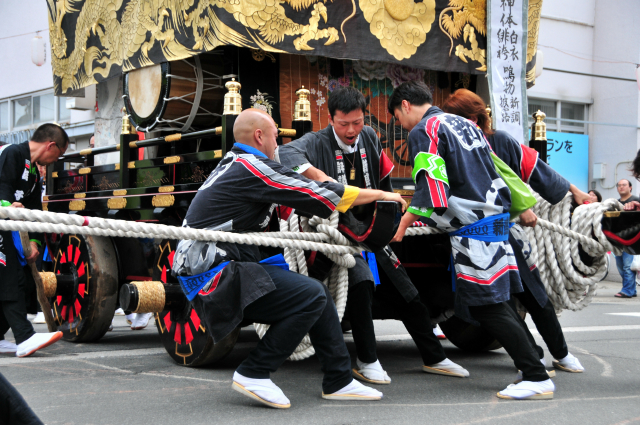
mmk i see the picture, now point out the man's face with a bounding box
[329,109,364,145]
[259,118,279,160]
[617,180,631,196]
[38,141,66,166]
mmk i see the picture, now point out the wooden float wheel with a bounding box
[153,239,239,367]
[47,234,118,342]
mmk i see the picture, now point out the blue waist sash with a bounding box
[448,212,513,291]
[178,254,289,301]
[11,231,27,267]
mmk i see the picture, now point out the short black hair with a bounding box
[31,123,69,150]
[328,87,367,118]
[387,81,433,115]
[632,149,640,181]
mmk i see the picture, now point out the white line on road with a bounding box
[606,313,640,317]
[570,345,613,377]
[529,325,640,335]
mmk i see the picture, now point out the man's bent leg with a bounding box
[469,302,548,382]
[237,265,328,379]
[2,298,35,345]
[507,296,545,359]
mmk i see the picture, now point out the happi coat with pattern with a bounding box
[489,130,570,308]
[407,107,521,309]
[172,145,355,342]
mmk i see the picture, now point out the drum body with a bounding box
[123,54,225,132]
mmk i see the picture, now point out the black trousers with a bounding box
[347,280,447,366]
[0,372,43,425]
[512,283,569,360]
[236,265,352,394]
[0,298,35,345]
[469,302,549,382]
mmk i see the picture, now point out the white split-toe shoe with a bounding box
[352,359,391,385]
[423,358,469,378]
[322,379,383,401]
[232,372,291,409]
[497,378,555,400]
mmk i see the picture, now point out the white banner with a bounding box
[487,0,529,144]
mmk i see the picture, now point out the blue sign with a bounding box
[545,131,589,192]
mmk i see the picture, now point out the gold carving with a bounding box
[165,134,182,142]
[115,163,120,170]
[42,203,48,211]
[69,200,86,211]
[152,194,175,208]
[215,127,222,135]
[604,211,621,218]
[79,149,92,156]
[129,141,138,148]
[164,156,181,164]
[278,128,297,138]
[223,79,243,116]
[360,0,436,60]
[251,49,276,63]
[439,0,487,71]
[52,172,58,178]
[94,176,120,191]
[158,186,175,193]
[43,196,49,201]
[107,197,127,210]
[74,193,86,199]
[527,0,543,63]
[122,107,133,135]
[394,189,415,196]
[78,167,91,174]
[128,161,136,169]
[293,87,311,122]
[113,189,127,196]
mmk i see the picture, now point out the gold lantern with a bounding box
[223,78,242,116]
[532,110,547,142]
[293,86,311,122]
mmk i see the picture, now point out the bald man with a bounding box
[173,109,407,408]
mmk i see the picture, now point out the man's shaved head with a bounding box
[233,109,279,160]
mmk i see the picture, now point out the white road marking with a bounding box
[606,313,640,317]
[528,325,640,335]
[570,345,613,377]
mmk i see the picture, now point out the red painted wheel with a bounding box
[153,239,239,367]
[46,234,118,342]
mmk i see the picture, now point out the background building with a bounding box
[529,0,640,199]
[0,0,94,153]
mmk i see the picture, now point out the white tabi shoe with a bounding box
[16,332,63,357]
[552,353,584,373]
[322,379,383,401]
[32,312,46,324]
[497,379,555,400]
[433,324,446,340]
[0,340,17,354]
[114,308,125,316]
[423,358,469,378]
[131,313,153,330]
[232,372,291,409]
[352,359,391,385]
[108,318,114,332]
[125,313,135,325]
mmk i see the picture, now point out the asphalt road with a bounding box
[4,280,640,425]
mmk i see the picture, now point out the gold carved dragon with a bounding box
[439,0,487,71]
[47,0,342,94]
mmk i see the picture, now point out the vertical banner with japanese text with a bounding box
[487,0,529,144]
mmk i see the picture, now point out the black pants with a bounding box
[469,302,549,382]
[0,372,43,425]
[347,280,447,366]
[0,298,35,345]
[236,265,352,394]
[512,283,569,360]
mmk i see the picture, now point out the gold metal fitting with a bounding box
[223,78,242,116]
[532,110,547,141]
[121,106,133,135]
[293,86,311,122]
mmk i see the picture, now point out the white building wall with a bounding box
[528,0,640,200]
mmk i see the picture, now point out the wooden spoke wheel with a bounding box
[153,239,239,367]
[47,234,118,342]
[439,316,503,352]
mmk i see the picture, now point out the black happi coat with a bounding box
[0,142,42,301]
[173,145,348,342]
[488,130,571,307]
[279,125,420,302]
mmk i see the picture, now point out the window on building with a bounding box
[561,102,586,133]
[13,97,32,128]
[528,98,588,134]
[33,93,55,123]
[58,96,71,122]
[0,102,7,131]
[528,98,557,131]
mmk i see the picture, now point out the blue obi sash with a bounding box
[362,251,381,286]
[448,212,513,291]
[178,254,289,301]
[11,231,27,267]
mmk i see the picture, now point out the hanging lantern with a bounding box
[31,35,46,67]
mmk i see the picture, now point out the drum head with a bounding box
[128,65,163,119]
[123,62,170,130]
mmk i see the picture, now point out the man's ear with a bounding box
[254,128,263,146]
[327,112,334,126]
[401,100,410,115]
